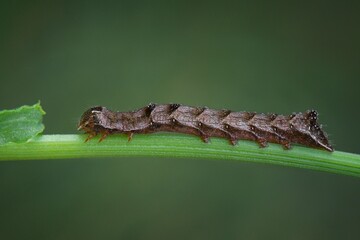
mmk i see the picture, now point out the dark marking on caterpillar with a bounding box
[78,104,333,152]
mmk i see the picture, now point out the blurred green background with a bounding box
[1,0,359,239]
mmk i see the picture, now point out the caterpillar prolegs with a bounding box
[78,103,333,152]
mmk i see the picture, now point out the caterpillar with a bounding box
[78,103,333,152]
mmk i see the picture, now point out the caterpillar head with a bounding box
[78,106,106,133]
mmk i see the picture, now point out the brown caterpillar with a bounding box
[78,103,333,152]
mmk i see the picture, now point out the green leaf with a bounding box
[0,102,45,145]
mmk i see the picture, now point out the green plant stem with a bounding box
[0,134,359,177]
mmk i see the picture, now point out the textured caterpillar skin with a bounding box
[78,104,333,152]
